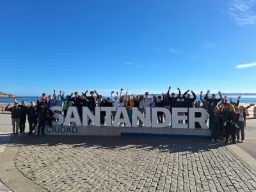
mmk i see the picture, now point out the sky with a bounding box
[0,0,256,96]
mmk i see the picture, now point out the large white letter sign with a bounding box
[189,108,208,129]
[132,107,151,127]
[101,107,116,126]
[50,106,64,126]
[82,107,100,126]
[152,107,172,128]
[113,107,131,127]
[172,108,188,128]
[64,107,82,126]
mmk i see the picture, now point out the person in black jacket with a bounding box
[204,90,222,131]
[225,104,239,144]
[5,101,21,134]
[99,97,113,125]
[19,101,28,133]
[27,101,38,135]
[37,102,47,136]
[183,90,197,108]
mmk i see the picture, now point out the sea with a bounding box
[1,94,256,104]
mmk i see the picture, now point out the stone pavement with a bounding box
[0,113,13,192]
[0,134,12,192]
[237,119,256,160]
[13,136,256,192]
[1,113,256,192]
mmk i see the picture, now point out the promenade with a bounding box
[0,113,256,192]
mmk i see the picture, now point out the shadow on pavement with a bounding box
[0,134,226,154]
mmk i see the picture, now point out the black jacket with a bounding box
[5,105,21,119]
[19,105,28,120]
[183,91,197,108]
[27,106,37,122]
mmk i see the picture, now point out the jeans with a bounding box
[38,119,46,135]
[20,117,26,133]
[139,108,144,126]
[211,121,219,141]
[225,123,236,143]
[236,121,245,141]
[29,119,37,134]
[12,118,20,134]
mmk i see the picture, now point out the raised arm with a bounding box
[182,89,189,99]
[200,91,205,102]
[236,95,241,107]
[84,90,88,97]
[53,90,56,99]
[204,90,210,100]
[167,86,171,97]
[177,88,181,98]
[5,103,11,111]
[120,88,123,98]
[191,91,197,101]
[94,90,100,98]
[245,103,255,109]
[218,91,222,99]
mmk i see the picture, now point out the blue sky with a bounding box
[1,0,256,96]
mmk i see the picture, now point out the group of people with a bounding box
[5,87,254,144]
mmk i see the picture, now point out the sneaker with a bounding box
[241,140,244,143]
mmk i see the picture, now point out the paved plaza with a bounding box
[13,136,256,192]
[1,114,256,192]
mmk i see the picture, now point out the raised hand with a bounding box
[207,90,210,93]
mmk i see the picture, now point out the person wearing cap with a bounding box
[5,101,21,134]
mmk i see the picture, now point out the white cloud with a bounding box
[168,48,182,55]
[235,61,256,69]
[229,0,256,25]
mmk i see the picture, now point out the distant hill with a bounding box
[0,92,16,98]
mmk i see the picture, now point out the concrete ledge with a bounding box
[0,137,47,192]
[45,126,211,137]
